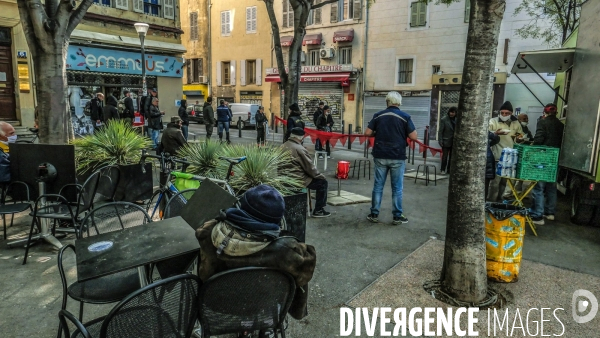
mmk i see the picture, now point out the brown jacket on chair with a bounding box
[282,138,325,187]
[196,219,317,319]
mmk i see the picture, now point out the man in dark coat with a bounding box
[284,103,305,142]
[485,131,501,200]
[178,99,189,140]
[103,94,120,122]
[160,116,187,155]
[122,90,135,125]
[517,113,533,142]
[203,97,215,140]
[147,97,164,149]
[255,105,268,145]
[437,106,456,174]
[530,103,564,225]
[315,105,334,158]
[313,102,325,152]
[90,92,104,133]
[216,100,232,143]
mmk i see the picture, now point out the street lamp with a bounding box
[134,23,150,97]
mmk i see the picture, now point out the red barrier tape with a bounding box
[274,115,442,156]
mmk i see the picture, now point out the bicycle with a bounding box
[15,128,39,143]
[139,150,246,220]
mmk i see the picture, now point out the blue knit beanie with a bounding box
[239,185,285,224]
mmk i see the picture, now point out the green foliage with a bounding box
[514,0,583,47]
[177,140,224,179]
[182,141,304,196]
[72,120,151,173]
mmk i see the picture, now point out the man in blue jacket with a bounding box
[216,99,232,143]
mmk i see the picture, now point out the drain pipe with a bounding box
[207,0,212,96]
[360,2,370,133]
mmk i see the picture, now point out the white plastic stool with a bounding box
[313,151,328,171]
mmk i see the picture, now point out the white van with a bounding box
[229,103,260,129]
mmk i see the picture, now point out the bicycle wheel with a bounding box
[146,189,168,221]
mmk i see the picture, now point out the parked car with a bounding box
[187,104,204,124]
[228,103,260,129]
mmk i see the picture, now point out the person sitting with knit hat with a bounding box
[283,127,331,217]
[487,101,524,201]
[284,103,305,142]
[195,184,317,321]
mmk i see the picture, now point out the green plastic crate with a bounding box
[515,145,560,182]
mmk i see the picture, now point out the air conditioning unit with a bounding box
[198,76,207,84]
[320,48,334,59]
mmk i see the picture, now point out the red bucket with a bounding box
[336,161,350,179]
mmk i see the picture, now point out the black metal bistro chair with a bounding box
[197,267,296,338]
[163,188,197,220]
[56,202,152,338]
[58,274,201,338]
[22,170,102,264]
[0,181,33,240]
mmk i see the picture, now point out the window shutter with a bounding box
[226,11,231,34]
[221,12,227,35]
[246,7,252,32]
[133,0,143,13]
[418,2,427,26]
[116,0,128,10]
[330,1,338,23]
[240,60,246,86]
[196,58,203,82]
[315,7,321,24]
[252,7,257,32]
[186,60,192,84]
[163,0,174,19]
[256,59,262,85]
[231,61,236,85]
[190,12,198,40]
[216,62,222,86]
[282,0,289,28]
[410,2,418,27]
[289,9,294,28]
[465,0,471,22]
[353,0,362,19]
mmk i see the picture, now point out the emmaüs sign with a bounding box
[66,45,183,78]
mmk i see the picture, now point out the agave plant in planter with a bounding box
[72,120,153,202]
[177,140,224,179]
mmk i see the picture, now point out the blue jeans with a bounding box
[217,121,230,134]
[149,128,160,149]
[371,158,406,218]
[181,124,189,140]
[530,181,557,218]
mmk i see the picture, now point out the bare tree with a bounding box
[17,0,95,144]
[515,0,584,47]
[263,0,337,122]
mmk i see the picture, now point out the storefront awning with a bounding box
[265,72,350,85]
[333,29,354,43]
[183,91,203,96]
[302,33,322,46]
[280,36,294,47]
[71,29,186,54]
[511,48,575,74]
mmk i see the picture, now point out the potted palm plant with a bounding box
[72,120,153,202]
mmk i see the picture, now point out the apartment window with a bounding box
[221,11,232,36]
[432,65,440,74]
[410,1,427,27]
[190,12,198,40]
[397,58,414,84]
[94,0,111,7]
[246,6,257,33]
[115,0,128,10]
[246,60,256,84]
[223,61,231,84]
[339,47,352,64]
[307,0,323,26]
[331,0,361,23]
[163,0,174,19]
[464,0,470,23]
[144,0,160,16]
[187,58,203,84]
[307,49,320,66]
[282,0,294,28]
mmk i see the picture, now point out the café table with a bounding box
[75,216,199,286]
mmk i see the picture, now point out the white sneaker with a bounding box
[544,215,555,221]
[440,170,445,175]
[318,155,324,159]
[327,156,332,159]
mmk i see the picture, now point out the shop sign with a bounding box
[66,45,183,78]
[266,64,353,75]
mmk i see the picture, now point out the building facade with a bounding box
[1,0,185,133]
[366,0,555,139]
[267,0,366,131]
[209,0,272,113]
[180,0,209,104]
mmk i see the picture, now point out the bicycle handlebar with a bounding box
[140,150,190,174]
[218,156,247,165]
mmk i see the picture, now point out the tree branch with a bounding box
[312,0,338,10]
[264,0,289,87]
[19,0,50,42]
[16,0,42,55]
[66,0,95,36]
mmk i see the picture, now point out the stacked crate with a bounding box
[515,144,560,182]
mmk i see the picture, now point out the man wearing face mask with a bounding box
[0,122,17,153]
[487,101,524,201]
[517,114,533,143]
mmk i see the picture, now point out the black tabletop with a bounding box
[75,216,200,282]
